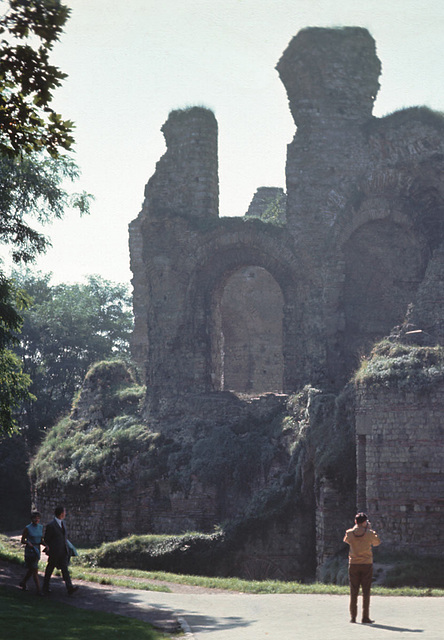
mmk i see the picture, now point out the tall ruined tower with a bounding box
[142,107,219,220]
[129,107,220,386]
[277,27,381,233]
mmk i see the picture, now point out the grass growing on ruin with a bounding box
[354,340,444,390]
[30,360,151,488]
[0,587,170,639]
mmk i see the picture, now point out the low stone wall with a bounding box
[34,478,220,546]
[35,476,316,581]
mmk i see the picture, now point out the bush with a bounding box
[85,532,227,576]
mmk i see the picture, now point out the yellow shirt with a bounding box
[344,524,381,564]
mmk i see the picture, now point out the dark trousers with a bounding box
[348,563,373,620]
[43,554,73,592]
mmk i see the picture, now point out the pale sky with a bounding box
[4,0,444,285]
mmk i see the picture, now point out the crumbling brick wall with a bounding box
[355,384,444,555]
[131,27,444,407]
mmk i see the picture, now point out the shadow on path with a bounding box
[0,560,180,633]
[108,589,254,635]
[371,623,424,633]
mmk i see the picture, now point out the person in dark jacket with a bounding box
[42,505,79,595]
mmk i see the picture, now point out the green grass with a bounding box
[0,587,171,639]
[2,536,443,597]
[65,565,444,597]
[69,567,171,592]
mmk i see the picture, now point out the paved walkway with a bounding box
[107,589,443,639]
[1,559,442,639]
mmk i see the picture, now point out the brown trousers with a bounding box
[348,563,373,620]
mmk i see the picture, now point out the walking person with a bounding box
[343,512,380,624]
[19,511,44,594]
[42,505,79,595]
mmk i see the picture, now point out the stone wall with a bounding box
[245,187,286,223]
[131,28,444,406]
[411,243,444,341]
[232,514,315,581]
[216,188,287,393]
[355,383,444,555]
[125,26,444,562]
[36,478,220,545]
[315,477,354,572]
[143,106,219,220]
[31,27,444,573]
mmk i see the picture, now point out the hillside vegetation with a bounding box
[30,360,356,580]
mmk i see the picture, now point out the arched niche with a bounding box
[188,241,303,395]
[212,266,284,393]
[343,218,430,369]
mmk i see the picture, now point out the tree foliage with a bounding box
[0,347,34,432]
[0,271,29,346]
[0,0,88,265]
[0,0,74,158]
[12,271,134,444]
[0,1,94,436]
[0,273,34,434]
[0,152,91,263]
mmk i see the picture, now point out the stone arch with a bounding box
[341,215,430,370]
[220,266,284,393]
[333,195,416,247]
[186,241,304,394]
[323,185,435,379]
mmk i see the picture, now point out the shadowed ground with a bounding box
[1,560,443,639]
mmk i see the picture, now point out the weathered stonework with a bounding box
[131,28,444,407]
[36,478,220,546]
[315,477,354,570]
[127,26,444,561]
[245,187,287,223]
[355,383,444,555]
[31,27,444,577]
[220,267,284,393]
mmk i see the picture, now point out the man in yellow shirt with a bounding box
[343,512,381,624]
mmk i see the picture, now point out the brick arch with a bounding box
[332,152,444,253]
[324,189,434,381]
[341,216,430,371]
[332,193,415,251]
[185,239,306,393]
[320,156,443,380]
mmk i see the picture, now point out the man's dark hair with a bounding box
[355,512,368,524]
[54,505,65,518]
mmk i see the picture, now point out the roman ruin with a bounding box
[32,27,444,577]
